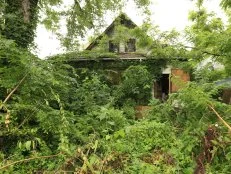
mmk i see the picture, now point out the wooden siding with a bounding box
[170,69,190,93]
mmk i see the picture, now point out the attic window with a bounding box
[126,39,136,52]
[109,40,119,53]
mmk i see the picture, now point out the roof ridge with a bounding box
[86,13,137,50]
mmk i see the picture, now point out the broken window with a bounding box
[126,38,136,52]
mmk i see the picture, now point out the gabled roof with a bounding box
[86,13,137,50]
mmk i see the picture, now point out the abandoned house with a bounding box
[53,13,190,101]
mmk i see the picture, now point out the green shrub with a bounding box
[116,65,152,105]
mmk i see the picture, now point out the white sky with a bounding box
[34,0,225,58]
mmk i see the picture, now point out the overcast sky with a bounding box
[34,0,225,58]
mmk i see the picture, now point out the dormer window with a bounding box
[109,40,119,53]
[109,39,136,53]
[126,39,136,52]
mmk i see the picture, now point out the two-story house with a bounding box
[53,13,190,101]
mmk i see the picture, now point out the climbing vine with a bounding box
[1,0,39,48]
[0,0,231,173]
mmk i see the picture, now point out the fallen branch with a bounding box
[0,152,61,170]
[208,105,231,133]
[3,74,28,104]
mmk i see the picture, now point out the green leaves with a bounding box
[220,0,231,9]
[118,65,152,105]
[18,138,42,151]
[1,0,231,172]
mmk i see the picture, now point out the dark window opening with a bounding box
[126,39,136,52]
[109,40,119,53]
[109,39,136,53]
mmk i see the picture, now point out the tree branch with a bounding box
[184,45,224,57]
[0,153,61,170]
[22,0,31,23]
[3,74,28,104]
[208,104,231,133]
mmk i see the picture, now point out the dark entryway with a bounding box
[154,74,170,101]
[161,74,169,96]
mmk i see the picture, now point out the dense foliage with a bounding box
[0,0,231,173]
[0,0,151,49]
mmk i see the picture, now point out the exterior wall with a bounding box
[153,68,190,100]
[170,69,190,93]
[89,27,148,54]
[222,89,231,104]
[119,42,125,53]
[162,66,172,74]
[153,81,162,99]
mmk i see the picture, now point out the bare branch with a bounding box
[3,74,28,104]
[0,153,61,170]
[184,45,224,57]
[208,104,231,133]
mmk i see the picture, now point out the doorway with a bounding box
[154,74,170,101]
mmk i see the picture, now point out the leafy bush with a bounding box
[115,65,152,105]
[84,105,127,137]
[0,34,230,173]
[68,74,112,115]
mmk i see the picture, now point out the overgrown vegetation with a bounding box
[0,0,231,173]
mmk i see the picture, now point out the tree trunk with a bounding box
[3,0,39,48]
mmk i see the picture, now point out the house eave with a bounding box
[68,57,147,62]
